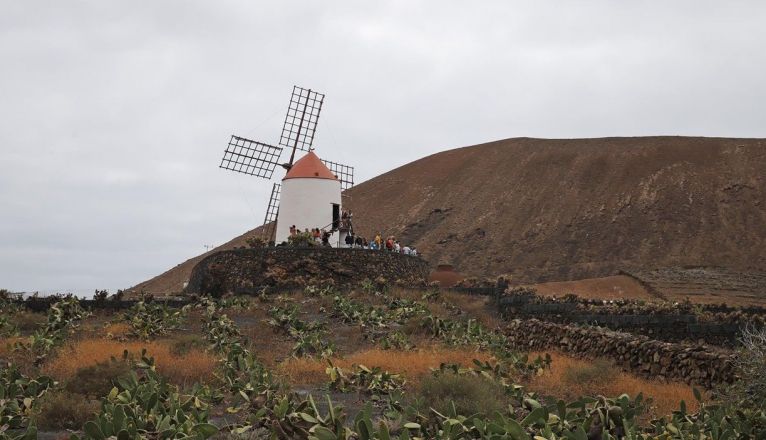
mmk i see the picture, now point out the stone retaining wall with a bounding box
[499,289,765,345]
[185,247,430,296]
[505,318,736,388]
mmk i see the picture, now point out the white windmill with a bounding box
[219,86,355,246]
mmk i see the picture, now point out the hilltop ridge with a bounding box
[131,136,766,295]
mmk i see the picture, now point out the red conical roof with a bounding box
[283,151,338,181]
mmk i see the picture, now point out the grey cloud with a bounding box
[1,0,764,294]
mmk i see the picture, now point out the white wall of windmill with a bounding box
[275,177,342,245]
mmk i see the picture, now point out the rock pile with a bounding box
[505,318,736,388]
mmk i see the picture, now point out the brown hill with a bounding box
[344,136,766,282]
[129,226,266,295]
[132,136,766,295]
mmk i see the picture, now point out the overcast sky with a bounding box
[1,1,764,295]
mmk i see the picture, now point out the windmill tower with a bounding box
[219,86,354,245]
[275,151,341,243]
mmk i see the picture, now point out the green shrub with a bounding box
[64,358,132,398]
[171,334,208,356]
[562,358,617,385]
[93,289,109,302]
[36,391,99,430]
[326,363,405,395]
[71,350,217,440]
[0,315,17,337]
[245,236,267,248]
[380,331,415,350]
[12,311,46,333]
[287,231,317,247]
[0,365,55,433]
[415,371,508,417]
[124,299,188,339]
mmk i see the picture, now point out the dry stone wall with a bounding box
[505,318,736,388]
[185,247,430,296]
[499,289,765,345]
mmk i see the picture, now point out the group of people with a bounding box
[287,209,418,256]
[344,231,418,256]
[289,225,332,246]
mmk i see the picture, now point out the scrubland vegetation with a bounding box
[1,286,765,439]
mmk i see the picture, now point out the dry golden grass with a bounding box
[526,352,700,417]
[279,347,493,385]
[42,339,217,387]
[103,322,131,338]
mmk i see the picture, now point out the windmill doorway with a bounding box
[332,203,340,230]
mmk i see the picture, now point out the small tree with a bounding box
[722,324,766,409]
[246,236,267,248]
[288,231,317,247]
[93,289,109,302]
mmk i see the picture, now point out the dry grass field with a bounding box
[279,347,494,385]
[525,275,658,301]
[42,338,218,387]
[2,285,741,437]
[526,351,700,417]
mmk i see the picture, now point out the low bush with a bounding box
[0,315,17,337]
[64,358,132,398]
[0,364,55,434]
[380,331,415,350]
[326,363,406,395]
[124,300,188,339]
[13,311,47,333]
[36,391,99,430]
[561,358,617,385]
[245,236,267,248]
[721,324,766,409]
[415,370,508,416]
[287,231,317,247]
[71,351,218,440]
[170,334,208,356]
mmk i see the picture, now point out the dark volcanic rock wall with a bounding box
[185,248,429,295]
[505,319,735,388]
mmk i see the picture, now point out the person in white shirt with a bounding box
[394,241,401,253]
[402,246,411,255]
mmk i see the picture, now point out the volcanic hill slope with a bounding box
[132,136,766,296]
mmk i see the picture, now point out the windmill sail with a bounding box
[264,182,281,225]
[220,135,283,179]
[279,86,325,160]
[321,159,355,191]
[260,182,281,241]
